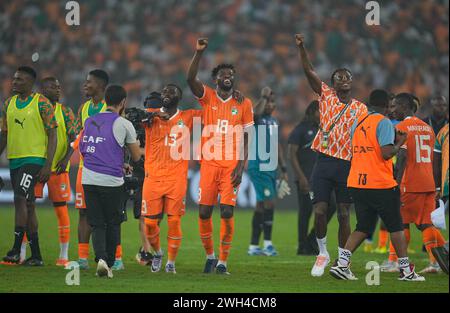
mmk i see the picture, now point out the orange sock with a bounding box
[433,228,446,246]
[423,227,440,263]
[219,217,234,262]
[54,205,70,244]
[144,218,161,252]
[167,215,182,262]
[78,243,89,259]
[377,229,388,248]
[199,217,214,255]
[22,234,28,243]
[388,228,410,262]
[115,244,122,260]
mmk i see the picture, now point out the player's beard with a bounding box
[218,80,233,92]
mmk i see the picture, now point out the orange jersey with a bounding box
[144,108,202,180]
[198,85,254,168]
[348,113,397,189]
[312,82,368,161]
[396,116,435,193]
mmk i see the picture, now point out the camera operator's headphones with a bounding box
[144,91,163,109]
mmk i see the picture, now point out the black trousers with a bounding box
[83,184,126,268]
[296,182,337,251]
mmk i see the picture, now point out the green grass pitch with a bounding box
[0,207,448,293]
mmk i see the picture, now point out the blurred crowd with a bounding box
[0,0,448,142]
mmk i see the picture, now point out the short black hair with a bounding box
[144,91,162,108]
[410,94,420,113]
[89,69,109,87]
[330,68,352,85]
[211,64,235,79]
[105,85,127,106]
[430,95,447,104]
[394,93,415,111]
[369,89,390,108]
[166,83,183,99]
[17,66,37,80]
[41,76,58,86]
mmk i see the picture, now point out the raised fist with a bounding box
[261,86,272,98]
[197,38,208,51]
[295,34,305,47]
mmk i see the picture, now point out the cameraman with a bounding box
[124,91,162,265]
[80,85,141,278]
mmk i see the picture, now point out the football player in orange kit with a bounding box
[141,84,202,273]
[382,93,447,274]
[187,38,254,274]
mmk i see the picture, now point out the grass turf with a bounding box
[0,207,448,293]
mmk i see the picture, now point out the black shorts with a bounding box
[311,153,352,204]
[349,186,403,234]
[10,164,42,201]
[83,184,127,227]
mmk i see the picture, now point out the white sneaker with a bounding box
[151,251,163,273]
[329,260,358,280]
[419,263,442,274]
[165,263,176,274]
[380,260,399,272]
[399,264,425,282]
[311,254,330,277]
[96,259,113,278]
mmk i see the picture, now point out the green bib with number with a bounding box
[53,103,70,171]
[7,93,47,159]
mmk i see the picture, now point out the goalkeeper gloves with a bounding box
[277,179,291,199]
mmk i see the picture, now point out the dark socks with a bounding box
[263,209,274,241]
[28,232,42,260]
[12,226,26,253]
[251,211,263,245]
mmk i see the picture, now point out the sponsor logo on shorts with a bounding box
[61,183,67,191]
[264,188,271,197]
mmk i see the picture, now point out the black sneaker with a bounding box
[329,259,358,280]
[23,257,44,267]
[203,258,218,273]
[1,250,21,264]
[215,264,230,275]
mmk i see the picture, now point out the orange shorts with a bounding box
[75,166,86,209]
[198,162,239,207]
[35,172,71,203]
[141,178,187,217]
[400,192,435,225]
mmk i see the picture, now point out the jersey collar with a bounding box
[160,107,180,120]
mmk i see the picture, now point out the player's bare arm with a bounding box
[288,143,310,194]
[253,87,272,116]
[295,34,321,95]
[231,132,250,187]
[433,150,442,199]
[394,148,408,185]
[0,104,8,156]
[38,127,57,183]
[127,141,143,163]
[187,38,208,98]
[278,143,288,182]
[381,129,407,160]
[0,130,7,157]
